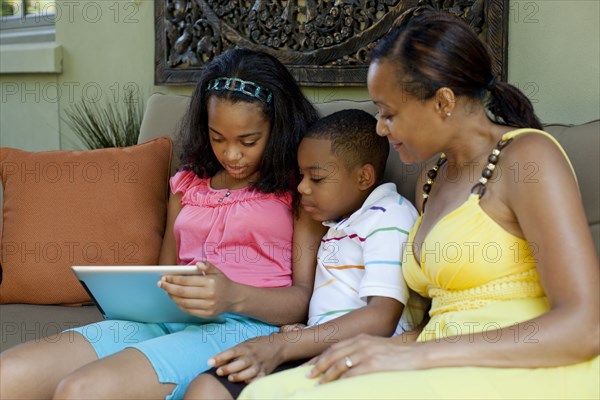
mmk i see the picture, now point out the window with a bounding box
[1,1,56,44]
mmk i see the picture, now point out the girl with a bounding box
[0,48,323,400]
[238,8,599,400]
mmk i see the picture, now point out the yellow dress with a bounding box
[239,129,600,399]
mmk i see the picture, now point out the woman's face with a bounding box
[207,96,271,184]
[367,60,441,164]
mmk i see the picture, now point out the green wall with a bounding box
[54,0,155,148]
[0,74,60,150]
[1,0,598,151]
[508,0,600,124]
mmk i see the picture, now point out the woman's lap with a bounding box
[68,314,279,399]
[240,357,600,400]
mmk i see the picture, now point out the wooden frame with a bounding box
[155,1,509,86]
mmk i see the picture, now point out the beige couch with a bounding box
[1,93,598,352]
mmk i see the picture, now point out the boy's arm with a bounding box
[279,295,403,360]
[391,313,430,344]
[210,195,417,382]
[210,295,403,382]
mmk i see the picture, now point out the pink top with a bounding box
[170,170,294,288]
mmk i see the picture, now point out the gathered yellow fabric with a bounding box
[239,129,599,399]
[428,269,544,316]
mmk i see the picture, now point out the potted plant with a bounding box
[63,88,144,149]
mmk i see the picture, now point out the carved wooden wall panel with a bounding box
[155,0,508,86]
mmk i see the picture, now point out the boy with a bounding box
[187,109,423,399]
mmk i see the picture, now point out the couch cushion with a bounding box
[546,121,600,256]
[0,138,172,304]
[0,304,103,352]
[545,121,600,227]
[138,93,191,176]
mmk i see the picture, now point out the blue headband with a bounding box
[206,77,273,105]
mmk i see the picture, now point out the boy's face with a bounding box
[297,138,367,222]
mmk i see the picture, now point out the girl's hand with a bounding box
[307,334,424,384]
[158,262,239,317]
[208,334,285,383]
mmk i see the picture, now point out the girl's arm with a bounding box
[160,207,326,325]
[227,207,326,324]
[310,135,599,382]
[158,191,183,265]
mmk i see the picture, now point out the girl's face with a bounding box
[207,96,271,184]
[367,60,441,164]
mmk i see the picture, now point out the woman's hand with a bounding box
[208,334,285,383]
[307,334,424,384]
[158,262,240,317]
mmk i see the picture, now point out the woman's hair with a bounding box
[371,8,542,129]
[178,48,320,196]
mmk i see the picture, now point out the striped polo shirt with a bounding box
[307,183,424,334]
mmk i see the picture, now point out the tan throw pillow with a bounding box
[0,137,172,304]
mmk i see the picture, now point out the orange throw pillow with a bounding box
[0,137,172,304]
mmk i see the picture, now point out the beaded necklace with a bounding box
[217,190,232,203]
[421,137,514,212]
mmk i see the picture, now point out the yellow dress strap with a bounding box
[501,128,578,183]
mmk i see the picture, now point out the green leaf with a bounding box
[62,87,144,149]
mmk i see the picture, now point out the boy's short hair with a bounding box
[305,109,389,183]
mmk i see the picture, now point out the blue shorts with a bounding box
[69,314,278,400]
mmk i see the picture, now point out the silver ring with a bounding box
[344,356,353,368]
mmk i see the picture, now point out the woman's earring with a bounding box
[446,112,452,117]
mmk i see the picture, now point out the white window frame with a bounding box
[1,1,56,44]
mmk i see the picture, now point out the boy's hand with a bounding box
[208,334,285,383]
[158,262,240,317]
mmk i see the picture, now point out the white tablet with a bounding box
[72,265,225,324]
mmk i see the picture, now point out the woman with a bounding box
[238,8,599,399]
